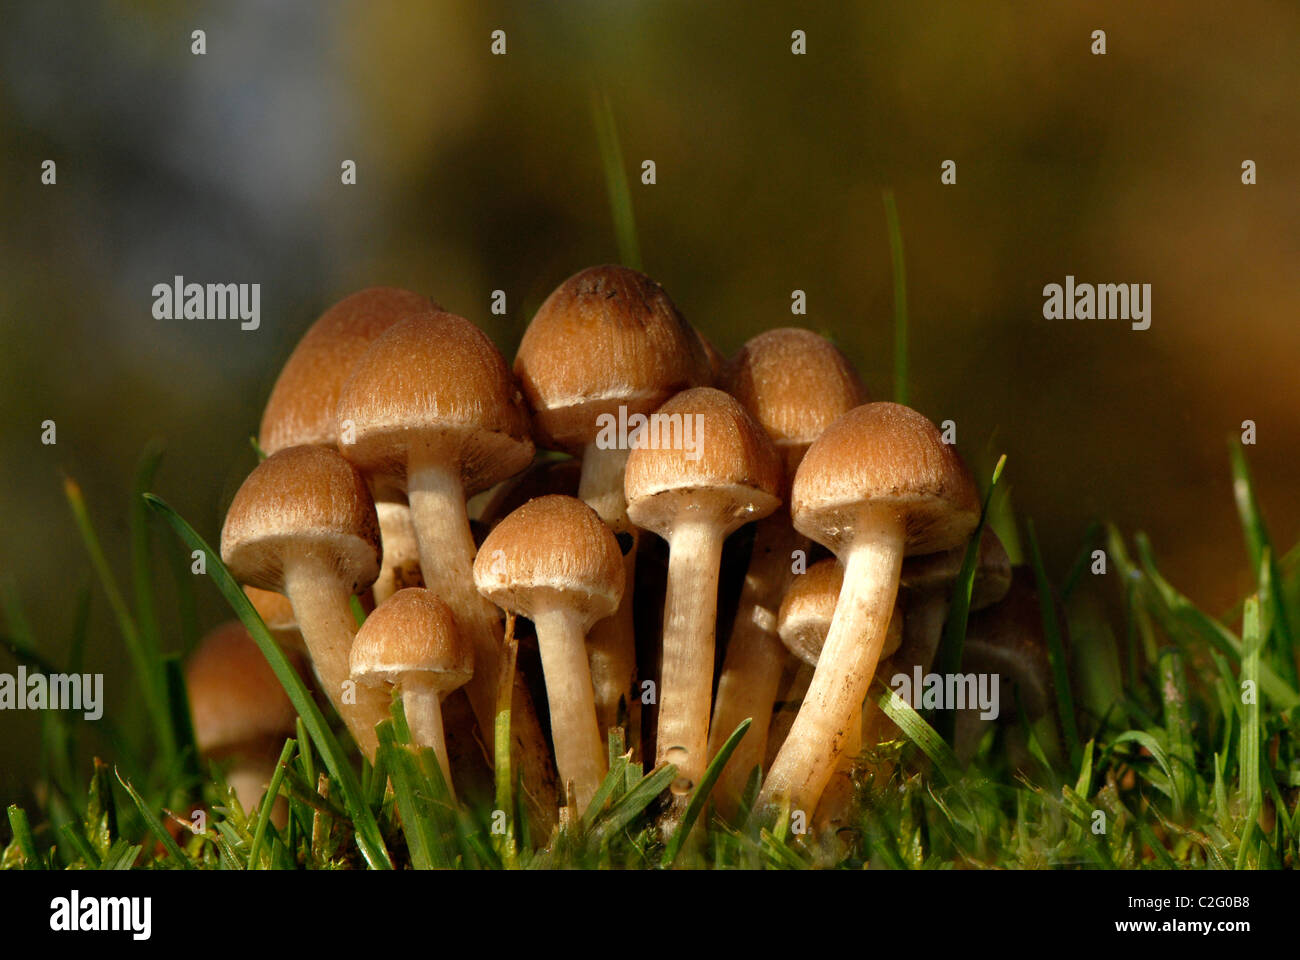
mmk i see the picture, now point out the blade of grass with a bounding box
[1026,518,1080,768]
[592,91,642,270]
[130,440,165,665]
[662,718,750,867]
[1156,647,1196,819]
[114,770,193,868]
[67,478,176,766]
[588,763,677,850]
[144,493,392,869]
[247,738,295,869]
[6,805,45,869]
[877,685,963,785]
[882,188,909,406]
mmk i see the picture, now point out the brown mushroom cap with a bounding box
[221,445,381,595]
[960,567,1055,720]
[336,310,534,495]
[186,621,297,754]
[259,287,436,455]
[244,586,296,631]
[513,266,710,453]
[724,328,866,472]
[901,527,1012,610]
[778,558,902,667]
[624,387,783,536]
[791,402,979,554]
[350,588,472,690]
[473,495,625,628]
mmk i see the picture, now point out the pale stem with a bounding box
[708,516,807,816]
[402,677,454,802]
[578,442,639,744]
[657,521,726,787]
[532,607,607,811]
[373,500,420,605]
[283,554,389,759]
[894,592,950,674]
[758,520,904,818]
[765,661,813,771]
[407,451,558,824]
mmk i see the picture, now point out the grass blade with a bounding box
[592,91,642,270]
[661,718,750,867]
[877,685,963,785]
[114,770,193,869]
[247,738,295,869]
[143,493,393,869]
[1026,518,1080,768]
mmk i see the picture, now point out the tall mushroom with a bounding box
[474,495,624,811]
[707,328,865,813]
[336,308,558,821]
[758,402,979,818]
[259,286,436,606]
[894,527,1011,676]
[624,387,782,795]
[186,621,298,825]
[349,588,472,797]
[514,265,710,743]
[777,558,903,829]
[221,445,392,757]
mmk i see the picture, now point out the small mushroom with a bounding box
[186,621,298,825]
[514,266,710,743]
[474,495,624,810]
[894,527,1011,675]
[624,387,782,794]
[336,309,559,823]
[259,287,436,609]
[709,328,866,812]
[220,445,392,757]
[759,402,979,817]
[349,589,472,797]
[244,585,306,656]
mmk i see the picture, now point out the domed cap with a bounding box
[724,328,866,471]
[513,266,711,452]
[474,495,625,628]
[902,527,1012,610]
[350,588,472,691]
[791,402,979,555]
[960,567,1054,720]
[221,445,381,595]
[244,586,296,631]
[624,387,783,537]
[337,310,534,496]
[259,287,437,454]
[186,621,297,754]
[778,558,902,667]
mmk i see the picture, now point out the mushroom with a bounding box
[349,588,472,796]
[220,445,392,758]
[474,495,624,810]
[186,621,298,825]
[758,402,979,818]
[894,526,1011,676]
[777,558,903,829]
[952,567,1056,767]
[707,328,866,812]
[514,265,710,743]
[336,308,558,820]
[244,585,306,656]
[624,387,782,795]
[259,286,436,609]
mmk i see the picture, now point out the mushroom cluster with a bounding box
[205,265,1037,837]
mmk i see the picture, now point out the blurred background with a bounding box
[1,1,1296,799]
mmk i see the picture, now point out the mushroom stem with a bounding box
[531,607,607,810]
[282,555,388,758]
[759,519,904,817]
[402,678,453,800]
[708,517,805,815]
[657,521,726,788]
[577,442,640,746]
[895,594,949,674]
[406,451,557,820]
[373,499,420,605]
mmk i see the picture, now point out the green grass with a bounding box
[0,434,1295,869]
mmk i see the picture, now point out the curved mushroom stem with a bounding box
[657,521,726,792]
[373,499,421,605]
[814,705,863,832]
[282,554,389,759]
[532,607,607,811]
[894,592,949,675]
[708,516,805,817]
[766,660,813,770]
[406,451,558,826]
[578,442,640,749]
[401,677,454,801]
[758,518,904,820]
